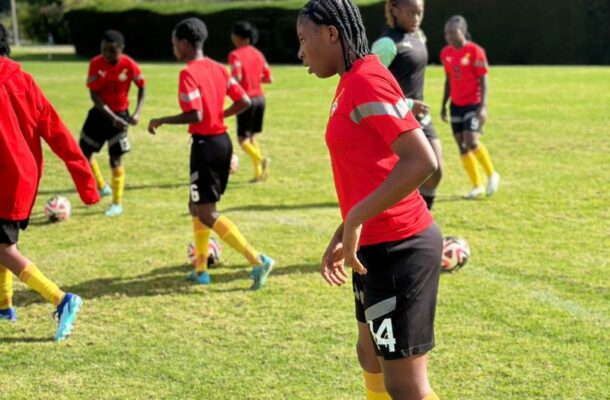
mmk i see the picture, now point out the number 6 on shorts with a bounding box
[190,184,200,202]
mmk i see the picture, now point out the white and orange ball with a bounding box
[187,237,223,268]
[441,236,470,272]
[44,195,71,223]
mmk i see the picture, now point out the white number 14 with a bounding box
[368,318,397,353]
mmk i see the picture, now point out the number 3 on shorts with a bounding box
[368,318,397,353]
[190,184,200,202]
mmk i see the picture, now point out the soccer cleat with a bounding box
[250,254,275,291]
[260,158,271,181]
[105,203,123,217]
[0,307,16,322]
[486,172,501,196]
[53,293,82,341]
[463,186,485,199]
[99,184,112,197]
[186,270,211,285]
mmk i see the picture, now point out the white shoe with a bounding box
[486,172,500,196]
[464,186,485,199]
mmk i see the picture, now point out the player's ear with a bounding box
[327,25,341,45]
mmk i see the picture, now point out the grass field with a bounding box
[0,56,608,399]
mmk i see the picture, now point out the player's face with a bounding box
[392,0,424,32]
[296,17,342,78]
[101,41,122,64]
[445,23,466,47]
[172,35,188,61]
[231,33,244,48]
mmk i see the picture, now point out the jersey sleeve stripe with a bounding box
[180,89,201,103]
[227,77,238,88]
[349,98,410,125]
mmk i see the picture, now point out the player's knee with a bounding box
[356,339,378,371]
[109,155,122,168]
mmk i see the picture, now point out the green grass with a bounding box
[0,57,608,399]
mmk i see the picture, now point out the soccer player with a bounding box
[371,0,443,210]
[0,23,100,340]
[440,15,500,199]
[297,2,442,399]
[228,21,273,182]
[147,18,275,289]
[80,30,146,216]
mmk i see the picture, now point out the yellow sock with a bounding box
[193,217,211,273]
[422,391,440,400]
[252,139,262,153]
[461,152,483,188]
[111,165,125,205]
[212,216,260,266]
[363,371,391,400]
[473,143,495,177]
[18,264,64,306]
[90,159,106,189]
[242,142,263,177]
[0,265,13,309]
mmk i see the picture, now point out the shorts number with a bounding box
[190,184,200,202]
[119,137,131,152]
[368,318,397,353]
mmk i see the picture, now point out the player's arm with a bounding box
[130,85,146,126]
[90,90,129,130]
[224,77,251,118]
[262,62,272,84]
[476,75,488,125]
[440,74,450,122]
[147,110,201,135]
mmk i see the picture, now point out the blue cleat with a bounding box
[251,254,275,291]
[54,293,82,341]
[186,270,211,285]
[105,203,123,217]
[0,307,16,322]
[99,184,112,197]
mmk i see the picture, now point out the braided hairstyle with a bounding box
[0,23,10,57]
[232,21,259,45]
[446,15,472,40]
[299,0,370,71]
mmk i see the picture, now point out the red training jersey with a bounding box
[325,55,433,246]
[0,58,100,221]
[440,41,488,106]
[228,45,272,97]
[178,57,248,136]
[86,54,145,112]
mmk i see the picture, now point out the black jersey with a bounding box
[376,28,428,100]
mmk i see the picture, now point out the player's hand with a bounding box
[148,118,162,135]
[113,117,129,130]
[476,105,487,126]
[129,114,140,126]
[321,232,348,286]
[441,106,448,123]
[342,219,367,276]
[412,100,430,117]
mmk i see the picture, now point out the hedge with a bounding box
[65,0,609,64]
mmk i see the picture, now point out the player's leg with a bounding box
[106,119,131,216]
[237,102,264,181]
[0,222,81,340]
[251,97,270,180]
[464,112,500,196]
[451,105,483,198]
[80,108,111,196]
[419,123,443,210]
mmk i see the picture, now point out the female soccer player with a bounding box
[148,18,274,289]
[0,24,100,340]
[297,1,442,399]
[228,21,273,182]
[440,16,500,199]
[80,30,146,216]
[371,0,443,210]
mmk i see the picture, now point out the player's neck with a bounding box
[454,40,468,49]
[185,50,204,62]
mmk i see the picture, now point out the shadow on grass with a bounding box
[11,54,85,62]
[37,182,186,197]
[221,202,338,212]
[0,336,53,344]
[12,263,319,305]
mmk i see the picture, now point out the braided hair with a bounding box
[299,0,370,71]
[232,21,259,45]
[446,15,472,40]
[0,23,10,57]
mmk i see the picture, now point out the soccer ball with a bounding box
[229,154,239,174]
[441,236,470,273]
[44,195,71,223]
[187,237,223,268]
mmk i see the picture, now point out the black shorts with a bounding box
[80,107,131,156]
[237,96,265,138]
[416,114,438,140]
[353,222,442,360]
[189,133,232,204]
[450,103,482,134]
[0,219,29,244]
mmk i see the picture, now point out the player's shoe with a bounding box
[105,203,123,217]
[463,186,485,199]
[186,270,211,285]
[251,254,275,291]
[53,293,82,341]
[99,184,112,197]
[486,172,500,196]
[260,158,271,181]
[0,307,16,322]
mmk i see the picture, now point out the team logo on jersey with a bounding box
[98,69,107,78]
[401,41,413,50]
[461,53,471,66]
[445,56,453,64]
[330,89,345,116]
[118,68,128,82]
